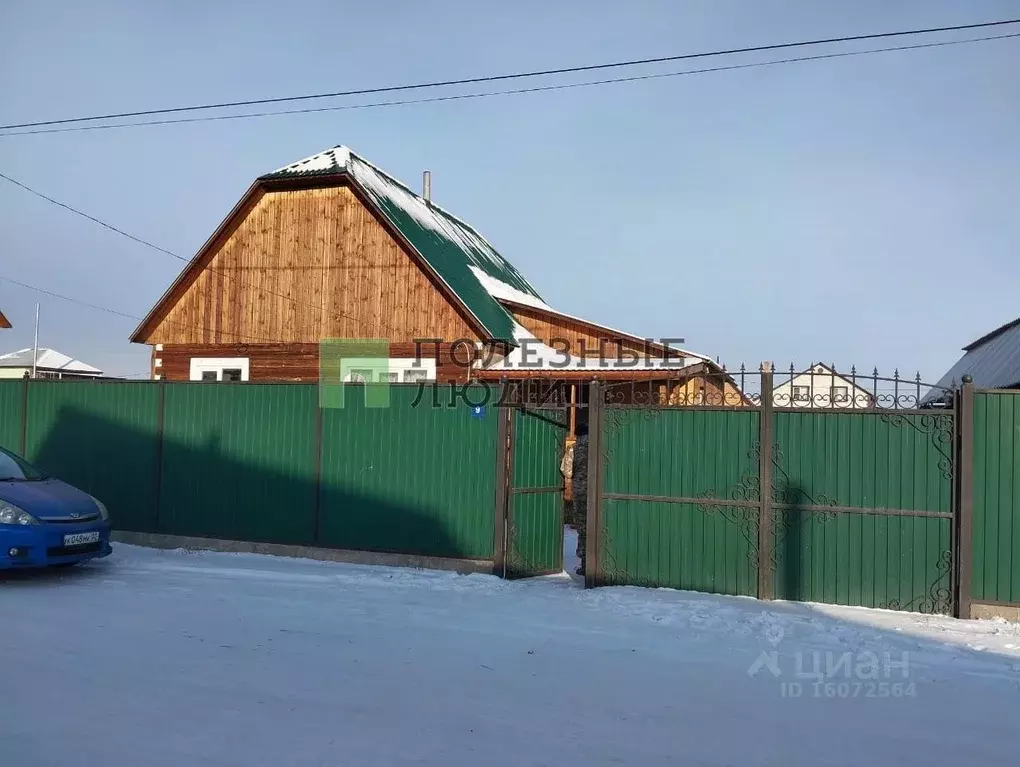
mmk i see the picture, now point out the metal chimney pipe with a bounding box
[423,170,431,202]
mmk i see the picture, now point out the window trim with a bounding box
[340,357,437,383]
[791,385,811,402]
[189,357,250,382]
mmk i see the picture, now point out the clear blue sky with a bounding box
[1,0,1018,380]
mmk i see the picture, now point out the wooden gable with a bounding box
[0,309,10,329]
[506,302,673,360]
[137,183,483,346]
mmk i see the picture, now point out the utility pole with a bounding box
[31,303,39,379]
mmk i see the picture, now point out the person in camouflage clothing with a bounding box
[571,422,588,576]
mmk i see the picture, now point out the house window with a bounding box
[339,357,437,383]
[345,369,372,383]
[189,358,250,382]
[792,385,810,403]
[831,386,849,403]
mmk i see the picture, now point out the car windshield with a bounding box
[0,448,47,481]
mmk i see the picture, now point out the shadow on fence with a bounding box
[29,406,472,562]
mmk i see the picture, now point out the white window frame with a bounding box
[189,357,250,382]
[340,357,437,383]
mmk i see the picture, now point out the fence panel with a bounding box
[158,384,318,544]
[599,407,760,596]
[971,391,1020,607]
[772,411,954,612]
[318,385,496,560]
[506,408,565,576]
[23,381,161,533]
[0,380,23,452]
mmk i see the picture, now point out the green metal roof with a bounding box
[261,146,546,343]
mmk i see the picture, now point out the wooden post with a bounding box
[758,362,775,601]
[956,376,974,619]
[568,383,577,438]
[585,380,604,588]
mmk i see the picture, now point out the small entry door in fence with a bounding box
[502,406,567,578]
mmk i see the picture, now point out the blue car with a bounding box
[0,446,112,569]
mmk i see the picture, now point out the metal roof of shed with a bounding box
[0,348,102,374]
[928,316,1020,393]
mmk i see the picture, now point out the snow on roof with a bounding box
[271,146,351,176]
[263,146,544,342]
[499,298,713,364]
[468,266,552,312]
[0,348,103,374]
[263,145,717,363]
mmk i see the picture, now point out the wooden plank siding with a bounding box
[508,304,668,362]
[145,185,482,347]
[156,343,473,383]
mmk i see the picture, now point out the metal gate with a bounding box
[585,366,960,614]
[494,381,572,578]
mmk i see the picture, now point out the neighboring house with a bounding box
[0,310,10,330]
[927,316,1020,396]
[130,144,727,401]
[773,363,874,408]
[0,348,103,380]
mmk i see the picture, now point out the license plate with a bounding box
[63,532,100,547]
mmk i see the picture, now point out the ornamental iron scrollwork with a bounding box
[878,550,953,615]
[879,412,954,480]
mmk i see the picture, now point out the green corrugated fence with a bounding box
[772,411,953,611]
[505,408,566,576]
[0,380,498,564]
[593,392,956,613]
[598,408,760,595]
[0,380,23,453]
[971,391,1020,606]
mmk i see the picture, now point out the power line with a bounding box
[2,18,1017,132]
[0,171,410,339]
[3,33,1016,138]
[0,273,285,344]
[0,274,140,321]
[0,172,181,259]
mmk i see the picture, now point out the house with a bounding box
[772,363,874,408]
[0,310,10,329]
[927,316,1020,395]
[130,145,728,402]
[0,348,103,380]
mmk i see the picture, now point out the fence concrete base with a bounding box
[112,531,494,576]
[969,602,1020,622]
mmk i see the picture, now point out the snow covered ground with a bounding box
[6,544,1020,767]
